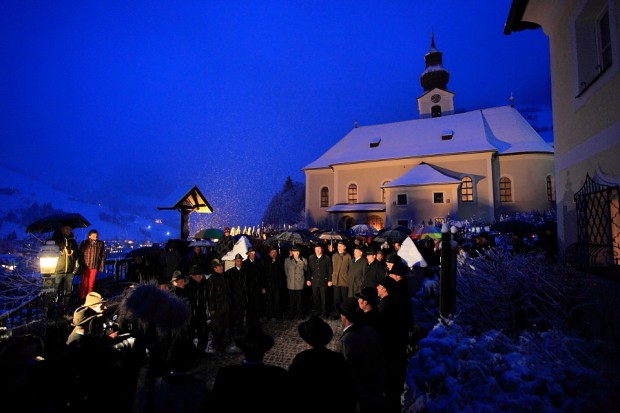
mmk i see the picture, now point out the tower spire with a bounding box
[420,32,450,92]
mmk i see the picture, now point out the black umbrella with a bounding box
[26,212,91,234]
[124,245,162,259]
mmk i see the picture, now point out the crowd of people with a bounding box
[3,220,559,412]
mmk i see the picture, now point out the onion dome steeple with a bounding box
[420,32,450,92]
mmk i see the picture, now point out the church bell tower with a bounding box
[417,33,455,118]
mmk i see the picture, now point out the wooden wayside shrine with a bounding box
[157,185,213,240]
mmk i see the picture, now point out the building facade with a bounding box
[303,36,555,231]
[506,0,620,269]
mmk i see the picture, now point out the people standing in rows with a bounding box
[46,223,79,317]
[185,265,211,354]
[288,316,356,413]
[77,229,106,301]
[211,324,290,413]
[306,244,333,318]
[263,246,285,320]
[362,247,385,289]
[331,241,351,319]
[158,239,183,286]
[376,276,409,413]
[243,247,265,326]
[347,245,368,299]
[214,226,235,260]
[336,296,387,412]
[284,245,307,320]
[226,253,248,340]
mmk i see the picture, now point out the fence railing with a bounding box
[0,257,132,330]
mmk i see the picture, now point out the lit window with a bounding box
[348,184,358,203]
[320,187,329,208]
[499,177,512,202]
[368,215,383,229]
[433,192,444,204]
[546,176,555,202]
[397,194,407,205]
[461,176,473,202]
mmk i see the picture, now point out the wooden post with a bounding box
[440,224,456,317]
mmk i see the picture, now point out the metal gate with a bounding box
[568,173,619,274]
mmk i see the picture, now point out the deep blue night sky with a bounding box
[1,1,550,227]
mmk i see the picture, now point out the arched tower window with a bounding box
[499,177,512,202]
[460,176,473,202]
[320,187,329,208]
[381,180,391,202]
[347,184,358,203]
[431,105,442,118]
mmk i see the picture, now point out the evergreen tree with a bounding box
[261,176,305,227]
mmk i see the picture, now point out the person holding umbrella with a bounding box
[46,223,79,317]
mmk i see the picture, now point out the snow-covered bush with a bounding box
[404,250,619,412]
[403,323,616,412]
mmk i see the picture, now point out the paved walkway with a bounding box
[137,317,343,392]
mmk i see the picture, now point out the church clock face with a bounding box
[431,94,442,103]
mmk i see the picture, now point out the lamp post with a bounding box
[439,223,457,317]
[39,240,60,275]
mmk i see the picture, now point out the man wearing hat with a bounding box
[211,325,289,412]
[330,241,351,320]
[306,244,332,318]
[284,245,307,320]
[242,246,265,326]
[226,253,248,340]
[347,244,368,299]
[66,292,107,345]
[206,259,232,353]
[185,265,210,353]
[355,286,381,331]
[362,247,385,289]
[376,276,409,413]
[214,226,235,259]
[336,296,387,412]
[288,316,356,413]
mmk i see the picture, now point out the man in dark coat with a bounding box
[214,227,235,259]
[336,296,387,412]
[306,244,333,318]
[243,247,265,326]
[262,246,285,320]
[46,223,79,316]
[362,247,385,289]
[206,259,232,353]
[211,324,290,413]
[288,316,356,413]
[184,265,210,353]
[226,253,248,340]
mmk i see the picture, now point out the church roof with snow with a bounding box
[302,105,553,170]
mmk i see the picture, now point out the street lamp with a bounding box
[39,241,59,275]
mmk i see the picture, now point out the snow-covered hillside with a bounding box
[0,165,179,243]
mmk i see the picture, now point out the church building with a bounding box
[302,35,555,230]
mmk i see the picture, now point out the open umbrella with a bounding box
[347,224,379,237]
[193,228,224,240]
[26,212,91,234]
[189,239,216,247]
[125,245,162,259]
[375,229,407,243]
[318,230,344,241]
[271,229,318,244]
[410,225,442,240]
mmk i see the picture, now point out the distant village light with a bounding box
[39,241,59,275]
